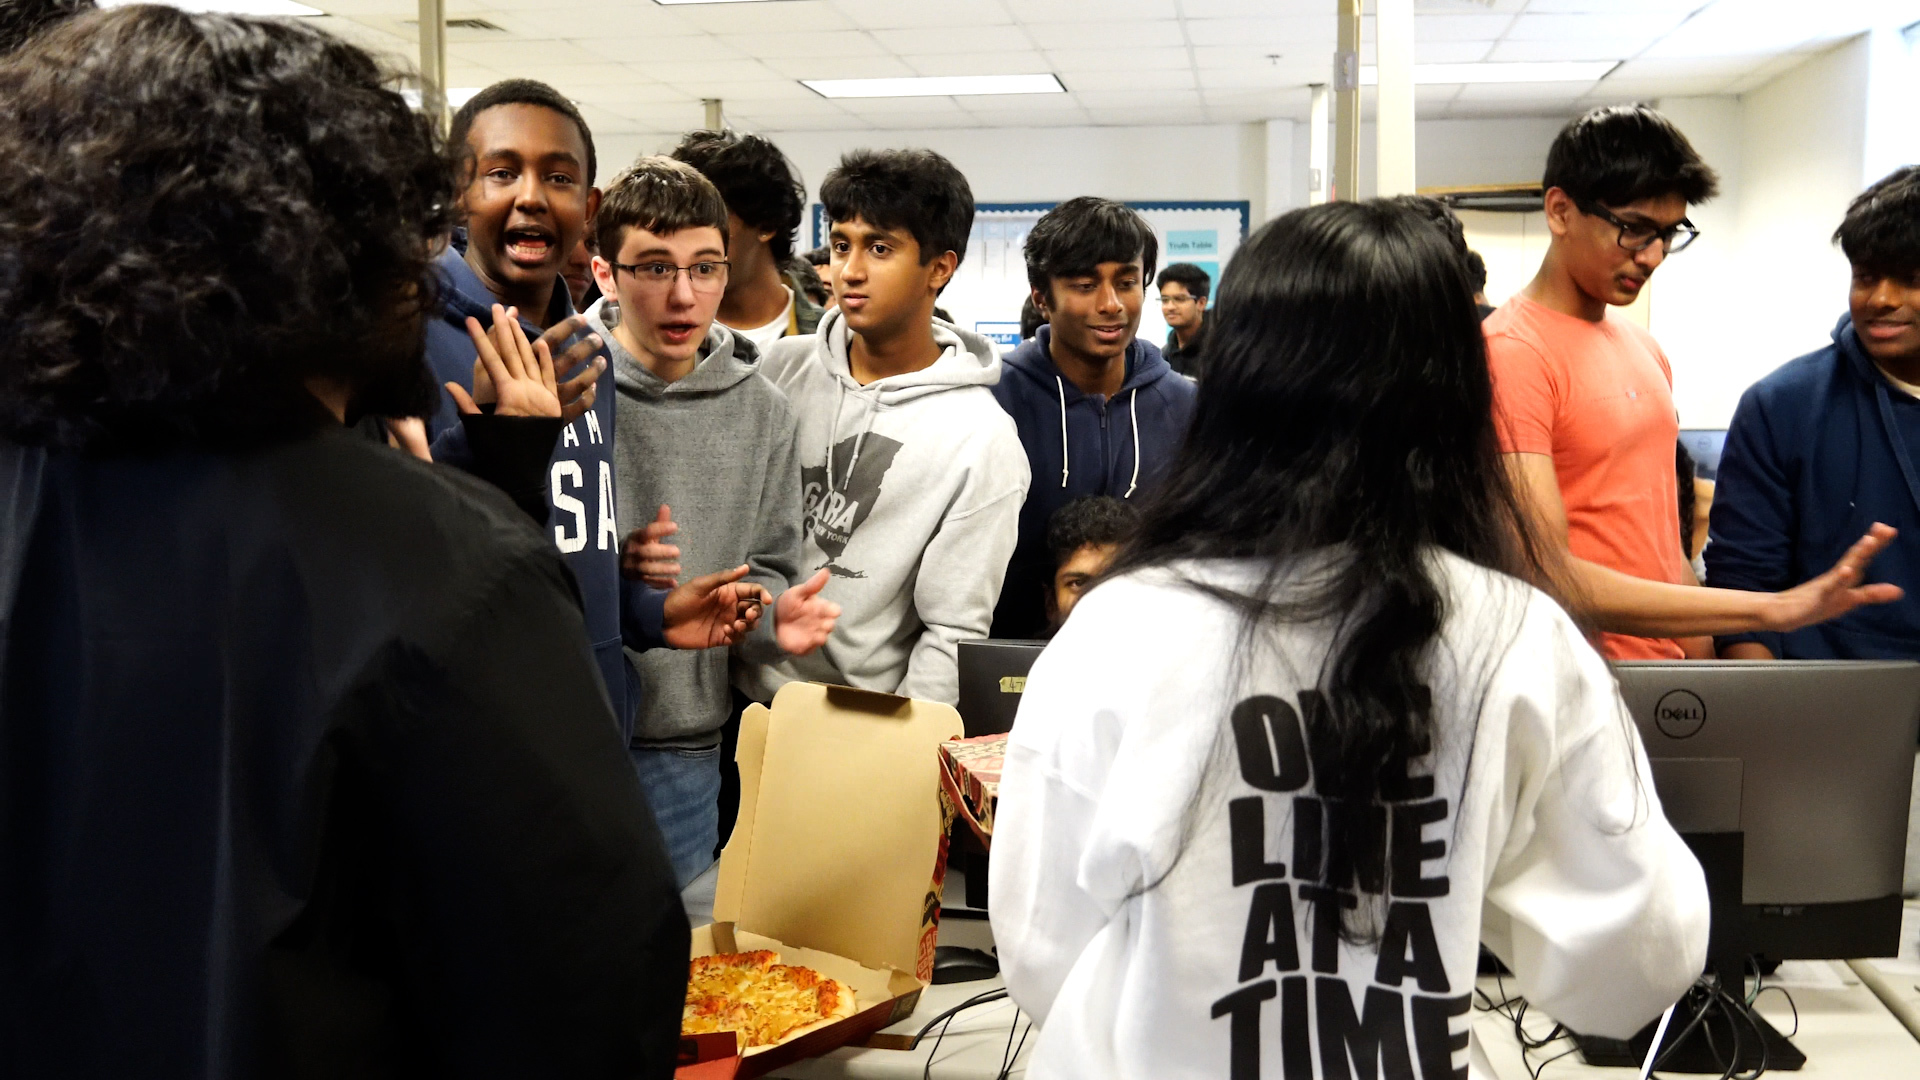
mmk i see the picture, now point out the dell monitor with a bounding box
[956,639,1045,737]
[1575,660,1920,1071]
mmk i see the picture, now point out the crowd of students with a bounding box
[1,2,1917,1077]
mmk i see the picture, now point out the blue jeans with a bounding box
[629,743,722,891]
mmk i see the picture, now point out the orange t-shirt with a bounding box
[1486,294,1686,660]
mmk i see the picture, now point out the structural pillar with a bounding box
[1308,83,1329,205]
[416,0,447,135]
[1375,0,1417,196]
[704,98,724,130]
[1331,0,1362,202]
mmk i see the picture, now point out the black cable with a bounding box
[994,1008,1028,1080]
[909,989,1009,1047]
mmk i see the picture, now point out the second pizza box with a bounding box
[687,680,962,1079]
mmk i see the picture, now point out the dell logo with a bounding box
[1655,689,1707,739]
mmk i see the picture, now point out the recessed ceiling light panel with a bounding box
[803,74,1066,99]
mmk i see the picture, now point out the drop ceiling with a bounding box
[302,0,1912,135]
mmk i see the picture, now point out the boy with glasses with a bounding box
[1155,262,1210,377]
[586,157,838,893]
[1493,105,1899,659]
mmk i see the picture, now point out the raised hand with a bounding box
[446,305,603,421]
[663,564,770,650]
[386,416,432,462]
[541,314,605,423]
[773,568,839,657]
[622,505,683,588]
[1764,523,1904,632]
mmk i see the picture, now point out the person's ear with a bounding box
[1196,296,1208,313]
[1031,284,1052,320]
[591,254,617,294]
[585,187,603,225]
[927,249,960,294]
[1542,186,1575,240]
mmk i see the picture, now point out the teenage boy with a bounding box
[1708,166,1920,660]
[1155,262,1210,377]
[1044,496,1138,633]
[671,130,823,352]
[585,156,839,889]
[424,80,767,741]
[991,197,1196,640]
[749,148,1029,706]
[1489,104,1899,660]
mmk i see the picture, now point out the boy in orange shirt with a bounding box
[1492,105,1900,657]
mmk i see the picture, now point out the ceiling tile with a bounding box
[509,61,651,86]
[447,39,609,66]
[1058,67,1197,92]
[1605,55,1776,82]
[627,57,784,84]
[1414,13,1516,41]
[716,30,887,60]
[1008,0,1178,20]
[1024,20,1186,52]
[660,0,855,35]
[1505,12,1687,41]
[758,54,917,80]
[1416,40,1496,64]
[1488,38,1644,63]
[568,81,688,106]
[568,35,749,64]
[1454,80,1594,104]
[1072,88,1203,110]
[827,0,1015,29]
[1183,17,1339,48]
[870,25,1032,54]
[903,51,1056,77]
[1045,45,1191,71]
[1523,0,1703,12]
[1085,106,1212,126]
[1181,0,1333,15]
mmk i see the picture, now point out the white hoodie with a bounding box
[745,309,1030,705]
[990,552,1709,1080]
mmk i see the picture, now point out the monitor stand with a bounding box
[1571,954,1805,1072]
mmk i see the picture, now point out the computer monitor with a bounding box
[1580,660,1920,1070]
[1678,429,1728,481]
[956,639,1045,737]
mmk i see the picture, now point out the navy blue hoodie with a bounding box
[989,327,1196,638]
[1706,314,1920,658]
[423,246,666,737]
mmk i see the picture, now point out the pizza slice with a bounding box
[683,950,858,1049]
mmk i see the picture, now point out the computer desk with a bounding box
[1472,903,1920,1078]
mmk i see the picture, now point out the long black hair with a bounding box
[1105,198,1565,936]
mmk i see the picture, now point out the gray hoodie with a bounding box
[588,298,803,747]
[742,307,1031,705]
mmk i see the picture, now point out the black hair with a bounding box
[804,244,831,267]
[595,154,729,261]
[1677,442,1699,560]
[1104,199,1563,940]
[1019,295,1044,340]
[786,256,829,307]
[1465,250,1488,293]
[1156,262,1212,301]
[0,0,89,54]
[450,78,596,185]
[1025,197,1159,298]
[1047,496,1140,568]
[0,6,453,451]
[672,129,804,262]
[1544,104,1719,208]
[819,148,974,268]
[1834,166,1920,279]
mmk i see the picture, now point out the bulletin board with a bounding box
[810,201,1250,350]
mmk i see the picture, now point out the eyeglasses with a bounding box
[1158,293,1198,306]
[1575,198,1699,254]
[612,260,729,290]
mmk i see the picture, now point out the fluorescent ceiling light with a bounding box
[804,74,1066,99]
[99,0,323,13]
[401,87,483,109]
[1359,61,1618,85]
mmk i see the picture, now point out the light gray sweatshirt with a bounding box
[742,308,1031,705]
[589,298,803,747]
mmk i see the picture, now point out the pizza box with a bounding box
[938,733,1007,848]
[690,681,962,1078]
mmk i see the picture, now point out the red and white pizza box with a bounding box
[938,733,1007,847]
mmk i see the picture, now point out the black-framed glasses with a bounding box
[612,259,730,290]
[1575,198,1699,254]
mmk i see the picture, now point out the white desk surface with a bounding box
[1474,903,1920,1079]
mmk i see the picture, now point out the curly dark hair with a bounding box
[671,129,805,262]
[1024,197,1158,299]
[0,0,90,55]
[1544,104,1719,208]
[1046,496,1139,568]
[450,78,596,185]
[1835,165,1920,279]
[820,148,974,268]
[0,6,455,451]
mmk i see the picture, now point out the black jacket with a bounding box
[0,427,688,1078]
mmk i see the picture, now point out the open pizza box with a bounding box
[678,681,962,1079]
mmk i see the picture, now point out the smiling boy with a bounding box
[425,81,767,743]
[1491,105,1900,659]
[585,156,837,889]
[1707,167,1920,661]
[749,148,1028,706]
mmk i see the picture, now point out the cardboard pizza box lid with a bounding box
[713,681,962,982]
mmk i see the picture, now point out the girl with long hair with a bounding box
[989,198,1708,1079]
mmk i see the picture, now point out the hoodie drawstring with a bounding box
[1055,375,1071,489]
[1124,387,1141,499]
[826,379,878,496]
